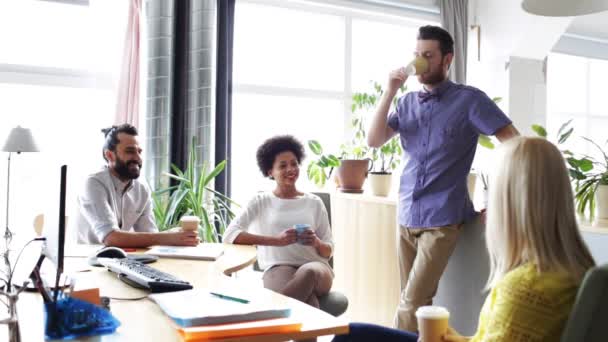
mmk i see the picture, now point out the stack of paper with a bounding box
[149,289,301,340]
[145,243,224,261]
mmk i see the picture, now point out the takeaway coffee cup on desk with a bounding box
[416,306,450,342]
[180,215,200,232]
[294,224,311,244]
[404,56,429,76]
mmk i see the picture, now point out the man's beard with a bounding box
[418,68,446,86]
[114,157,142,180]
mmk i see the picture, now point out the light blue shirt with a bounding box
[75,167,157,244]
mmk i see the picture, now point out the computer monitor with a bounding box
[30,165,68,302]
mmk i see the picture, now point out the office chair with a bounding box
[311,192,349,317]
[561,264,608,342]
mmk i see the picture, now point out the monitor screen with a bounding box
[42,165,67,281]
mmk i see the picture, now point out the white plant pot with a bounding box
[467,173,477,200]
[596,184,608,220]
[370,173,392,197]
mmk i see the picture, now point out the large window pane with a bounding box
[587,117,608,163]
[589,59,608,117]
[231,93,343,206]
[546,114,588,156]
[0,84,114,243]
[233,3,344,91]
[547,53,587,115]
[352,19,424,93]
[0,0,127,73]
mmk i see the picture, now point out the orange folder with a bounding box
[176,317,302,341]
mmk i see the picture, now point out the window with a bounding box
[547,52,608,162]
[232,0,436,205]
[0,0,127,243]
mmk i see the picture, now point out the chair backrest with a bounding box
[311,192,333,267]
[311,192,331,226]
[561,264,608,342]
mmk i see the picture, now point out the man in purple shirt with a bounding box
[368,25,519,331]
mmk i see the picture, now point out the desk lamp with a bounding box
[2,126,39,251]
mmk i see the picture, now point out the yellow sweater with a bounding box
[470,263,578,342]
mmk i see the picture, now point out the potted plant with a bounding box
[335,113,373,193]
[369,136,401,196]
[568,137,608,221]
[152,138,239,243]
[342,81,406,195]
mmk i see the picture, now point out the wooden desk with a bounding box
[14,244,348,341]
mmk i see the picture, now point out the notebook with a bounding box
[149,289,292,327]
[177,317,302,341]
[145,243,224,261]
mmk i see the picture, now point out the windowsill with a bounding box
[579,218,608,234]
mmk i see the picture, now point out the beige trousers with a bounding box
[393,224,461,331]
[263,261,333,309]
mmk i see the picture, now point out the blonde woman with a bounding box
[333,137,595,342]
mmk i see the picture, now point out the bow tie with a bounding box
[418,91,437,104]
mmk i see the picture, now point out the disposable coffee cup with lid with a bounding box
[180,215,200,232]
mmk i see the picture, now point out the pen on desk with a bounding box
[210,292,250,304]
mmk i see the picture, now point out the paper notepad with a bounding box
[145,243,224,260]
[149,289,292,327]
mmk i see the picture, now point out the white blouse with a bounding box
[223,192,333,271]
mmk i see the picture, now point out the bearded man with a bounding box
[367,25,519,331]
[75,124,197,247]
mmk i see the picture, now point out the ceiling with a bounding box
[567,10,608,40]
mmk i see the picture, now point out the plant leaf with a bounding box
[557,119,573,138]
[308,140,323,155]
[531,124,547,138]
[478,135,495,149]
[558,127,574,144]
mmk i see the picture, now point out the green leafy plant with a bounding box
[306,140,341,188]
[306,81,407,187]
[568,137,608,220]
[350,81,405,173]
[152,138,239,243]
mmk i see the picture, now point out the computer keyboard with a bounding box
[98,258,193,293]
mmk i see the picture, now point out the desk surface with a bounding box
[14,243,348,341]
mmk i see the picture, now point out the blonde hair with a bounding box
[485,137,595,288]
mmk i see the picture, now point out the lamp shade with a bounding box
[522,0,608,17]
[2,126,39,153]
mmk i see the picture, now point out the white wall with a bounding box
[508,56,546,136]
[467,0,571,132]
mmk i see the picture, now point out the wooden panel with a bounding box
[331,192,400,327]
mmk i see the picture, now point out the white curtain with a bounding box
[439,0,468,84]
[114,0,142,126]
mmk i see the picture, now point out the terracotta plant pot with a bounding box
[336,159,373,193]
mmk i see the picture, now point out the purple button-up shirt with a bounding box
[388,80,511,228]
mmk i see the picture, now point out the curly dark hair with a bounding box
[256,135,306,178]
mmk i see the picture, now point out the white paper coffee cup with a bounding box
[180,215,200,232]
[416,306,450,342]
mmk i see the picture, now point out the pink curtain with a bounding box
[114,0,141,126]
